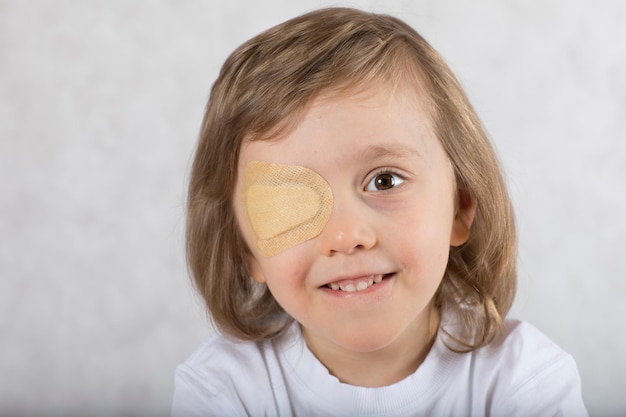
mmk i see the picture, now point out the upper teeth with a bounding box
[328,274,384,292]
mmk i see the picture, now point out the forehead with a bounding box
[240,82,437,166]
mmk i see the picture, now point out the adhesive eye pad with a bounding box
[241,161,333,257]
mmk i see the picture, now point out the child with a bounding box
[173,7,588,416]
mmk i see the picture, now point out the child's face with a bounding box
[234,83,472,358]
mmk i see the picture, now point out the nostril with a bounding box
[318,205,377,255]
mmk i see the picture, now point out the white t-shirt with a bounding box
[171,319,588,417]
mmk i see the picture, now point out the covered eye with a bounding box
[365,172,404,191]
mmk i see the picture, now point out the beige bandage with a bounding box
[241,161,333,257]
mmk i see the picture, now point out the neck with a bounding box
[303,308,440,387]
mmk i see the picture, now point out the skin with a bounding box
[233,83,475,387]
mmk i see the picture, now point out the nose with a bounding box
[317,196,377,256]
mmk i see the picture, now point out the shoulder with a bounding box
[171,332,286,417]
[175,330,282,392]
[473,319,588,416]
[481,319,569,368]
[181,331,270,376]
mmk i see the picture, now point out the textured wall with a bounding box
[1,0,624,416]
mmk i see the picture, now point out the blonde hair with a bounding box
[186,7,516,350]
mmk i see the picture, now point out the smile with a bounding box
[326,274,389,293]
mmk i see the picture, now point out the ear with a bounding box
[450,189,476,247]
[247,255,267,283]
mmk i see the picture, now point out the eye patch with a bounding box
[241,161,333,257]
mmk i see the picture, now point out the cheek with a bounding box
[254,245,312,288]
[254,249,316,321]
[389,209,453,272]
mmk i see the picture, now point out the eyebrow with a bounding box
[355,143,422,162]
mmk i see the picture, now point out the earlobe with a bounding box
[450,189,476,247]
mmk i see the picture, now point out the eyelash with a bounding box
[364,169,406,192]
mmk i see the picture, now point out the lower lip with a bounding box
[319,273,395,299]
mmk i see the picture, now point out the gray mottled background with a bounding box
[1,0,624,416]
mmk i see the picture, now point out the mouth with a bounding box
[324,273,393,293]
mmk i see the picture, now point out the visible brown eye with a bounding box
[365,171,404,191]
[374,173,395,190]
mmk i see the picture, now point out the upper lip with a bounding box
[320,272,392,287]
